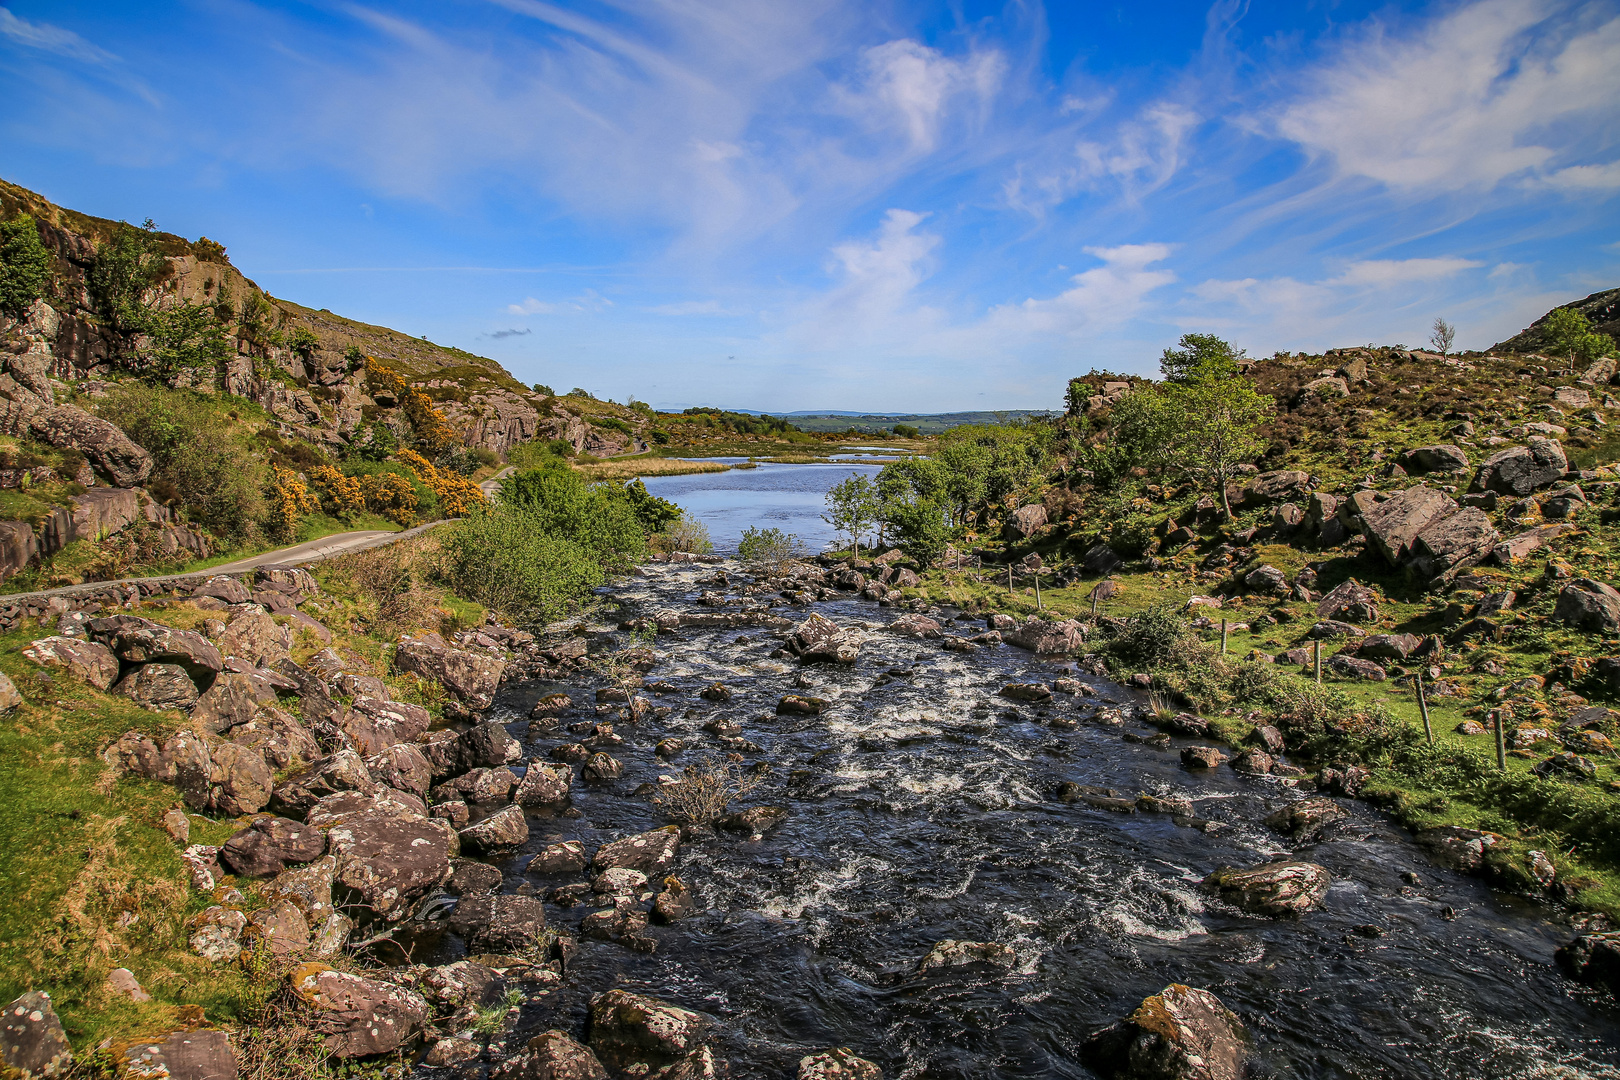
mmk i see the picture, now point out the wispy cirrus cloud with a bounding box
[0,7,116,64]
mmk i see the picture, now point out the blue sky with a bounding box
[1,0,1617,412]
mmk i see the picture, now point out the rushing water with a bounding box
[640,461,881,553]
[414,555,1620,1080]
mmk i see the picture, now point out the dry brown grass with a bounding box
[321,535,443,637]
[571,458,730,480]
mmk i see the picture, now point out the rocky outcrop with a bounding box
[394,632,505,711]
[327,808,455,919]
[1471,438,1567,497]
[113,663,200,711]
[1,991,73,1078]
[785,613,861,663]
[22,636,120,690]
[28,404,152,486]
[1081,984,1250,1080]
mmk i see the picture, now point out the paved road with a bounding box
[480,466,514,499]
[207,530,402,572]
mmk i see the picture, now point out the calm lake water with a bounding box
[640,461,883,553]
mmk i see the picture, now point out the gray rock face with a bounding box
[1081,983,1250,1080]
[492,1031,608,1080]
[1554,579,1620,633]
[1202,861,1331,916]
[1471,438,1567,496]
[589,989,708,1073]
[0,520,38,583]
[219,610,293,669]
[1,991,73,1078]
[594,826,681,875]
[799,1048,882,1080]
[113,663,200,711]
[394,632,505,711]
[95,619,222,680]
[192,671,270,734]
[1359,486,1458,565]
[1399,445,1470,474]
[289,965,431,1058]
[786,613,862,663]
[29,404,153,486]
[22,636,120,690]
[327,809,454,919]
[123,1027,237,1080]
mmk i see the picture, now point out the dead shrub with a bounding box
[324,536,441,635]
[650,756,768,827]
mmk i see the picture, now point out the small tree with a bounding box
[1544,307,1616,375]
[1159,333,1247,383]
[823,473,878,555]
[1157,334,1274,520]
[1430,317,1455,357]
[88,219,166,332]
[0,214,52,318]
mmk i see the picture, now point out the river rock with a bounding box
[460,805,529,852]
[394,631,505,711]
[653,876,697,923]
[918,939,1015,973]
[271,750,378,815]
[29,404,152,486]
[1414,826,1504,873]
[516,760,573,805]
[1203,861,1331,916]
[492,1030,608,1080]
[1556,932,1620,994]
[777,694,827,715]
[999,683,1052,703]
[718,806,787,836]
[448,894,548,953]
[289,962,430,1058]
[220,816,327,877]
[1472,438,1567,496]
[1080,983,1250,1080]
[1263,798,1347,839]
[594,826,680,875]
[530,840,588,875]
[1181,746,1227,769]
[799,1048,882,1080]
[0,991,73,1078]
[113,663,200,711]
[1004,618,1085,654]
[583,753,623,781]
[328,810,454,919]
[888,614,940,637]
[1247,725,1285,754]
[21,636,120,690]
[786,613,861,663]
[427,721,521,779]
[421,959,507,1009]
[589,989,708,1073]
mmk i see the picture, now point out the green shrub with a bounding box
[508,439,574,470]
[341,459,438,520]
[97,383,269,543]
[737,526,803,575]
[88,219,165,332]
[496,464,645,572]
[0,214,51,317]
[440,506,604,628]
[1100,604,1197,669]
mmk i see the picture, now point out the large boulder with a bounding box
[21,636,120,690]
[1202,861,1330,917]
[1009,504,1047,538]
[786,613,861,663]
[365,743,433,798]
[271,751,379,816]
[1003,617,1085,654]
[799,1048,882,1080]
[327,809,454,919]
[220,816,327,878]
[219,610,293,669]
[447,894,548,953]
[1471,438,1567,496]
[94,618,222,680]
[1241,470,1310,504]
[1553,579,1620,633]
[1407,508,1497,583]
[0,991,73,1078]
[1556,932,1620,995]
[1359,486,1458,565]
[1399,445,1470,475]
[113,663,200,711]
[394,632,505,711]
[339,697,432,756]
[589,989,708,1074]
[515,760,573,806]
[421,721,521,780]
[288,963,430,1058]
[594,827,681,875]
[459,805,529,853]
[1080,984,1250,1080]
[192,672,271,734]
[29,404,153,486]
[492,1031,608,1080]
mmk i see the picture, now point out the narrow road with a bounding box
[206,530,402,572]
[480,466,514,499]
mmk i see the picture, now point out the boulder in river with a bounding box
[594,826,681,875]
[1180,746,1227,769]
[459,805,530,853]
[393,631,505,711]
[777,694,827,716]
[328,809,455,919]
[589,989,709,1074]
[799,1047,882,1079]
[1414,826,1505,874]
[288,962,430,1058]
[1080,983,1250,1080]
[1263,798,1347,840]
[492,1030,608,1080]
[998,683,1052,703]
[1556,931,1620,994]
[917,939,1015,973]
[1202,861,1331,917]
[786,613,861,663]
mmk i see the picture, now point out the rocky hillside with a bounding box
[0,177,648,461]
[1494,287,1620,355]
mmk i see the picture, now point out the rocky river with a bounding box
[410,558,1620,1080]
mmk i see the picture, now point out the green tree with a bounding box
[142,301,231,383]
[0,214,52,317]
[88,219,166,332]
[497,462,647,572]
[823,473,878,554]
[737,526,804,574]
[874,456,952,561]
[1158,337,1274,519]
[1159,332,1247,383]
[1544,307,1616,372]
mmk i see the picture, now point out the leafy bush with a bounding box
[88,219,166,332]
[655,514,714,555]
[533,383,554,396]
[141,301,232,382]
[1099,604,1195,669]
[342,459,437,522]
[508,439,574,469]
[440,505,604,628]
[0,214,52,317]
[496,464,646,572]
[737,526,804,575]
[98,383,271,542]
[344,421,398,463]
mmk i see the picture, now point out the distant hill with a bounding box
[1492,286,1619,354]
[785,410,1058,435]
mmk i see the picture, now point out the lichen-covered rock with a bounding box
[1553,579,1620,633]
[340,696,432,756]
[1556,931,1620,994]
[95,618,222,679]
[231,707,321,771]
[221,816,327,878]
[394,632,505,711]
[1328,654,1386,681]
[589,989,708,1073]
[529,840,588,875]
[421,959,508,1009]
[288,962,430,1058]
[1004,618,1085,654]
[243,900,311,957]
[364,742,433,797]
[261,855,337,922]
[219,610,294,669]
[786,613,861,663]
[447,893,548,953]
[917,939,1015,973]
[1263,799,1347,840]
[192,671,270,734]
[652,876,697,924]
[113,663,200,711]
[21,636,120,690]
[1,991,73,1078]
[1202,861,1331,917]
[123,1028,237,1080]
[583,752,623,782]
[271,751,379,816]
[593,827,681,875]
[799,1047,882,1080]
[1080,983,1250,1080]
[1414,826,1505,874]
[459,805,529,853]
[327,810,454,919]
[492,1031,608,1080]
[515,760,572,806]
[188,906,247,962]
[29,404,153,486]
[1471,437,1567,497]
[1180,746,1228,770]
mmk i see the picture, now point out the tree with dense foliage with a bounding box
[88,219,166,332]
[823,473,878,554]
[737,526,803,574]
[0,214,52,317]
[1156,334,1273,519]
[1159,332,1247,384]
[874,456,952,564]
[1544,307,1616,371]
[141,301,232,383]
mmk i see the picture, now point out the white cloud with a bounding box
[835,39,1005,152]
[0,8,116,64]
[507,290,612,315]
[986,244,1176,336]
[645,300,737,316]
[1273,0,1620,191]
[1004,100,1198,215]
[1326,257,1486,287]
